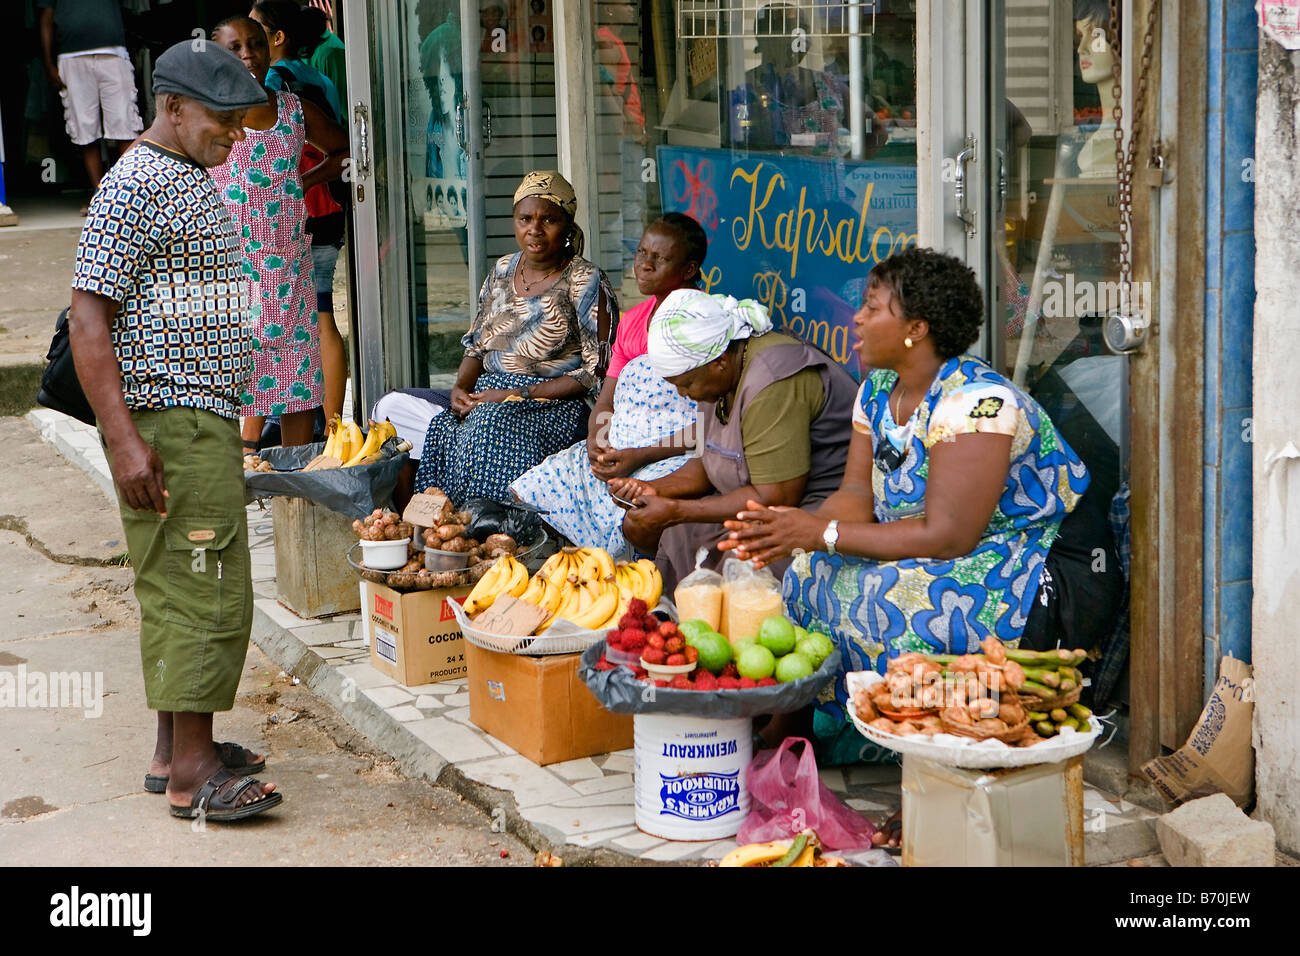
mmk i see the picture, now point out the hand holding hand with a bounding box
[606,476,656,510]
[592,445,650,481]
[450,386,477,418]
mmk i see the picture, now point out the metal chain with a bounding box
[1108,0,1160,304]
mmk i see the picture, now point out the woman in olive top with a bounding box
[608,290,858,592]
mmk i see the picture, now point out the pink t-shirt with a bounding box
[606,296,657,379]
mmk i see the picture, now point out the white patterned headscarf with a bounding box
[646,290,774,378]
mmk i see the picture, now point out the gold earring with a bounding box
[904,337,913,349]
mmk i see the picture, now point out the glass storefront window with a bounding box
[589,0,919,381]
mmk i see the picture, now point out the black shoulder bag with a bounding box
[36,307,97,426]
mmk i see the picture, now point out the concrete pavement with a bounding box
[0,415,527,866]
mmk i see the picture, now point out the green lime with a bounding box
[774,652,815,683]
[757,615,797,657]
[679,619,713,644]
[737,645,777,681]
[796,633,835,669]
[693,632,732,674]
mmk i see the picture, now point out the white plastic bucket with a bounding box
[633,713,752,841]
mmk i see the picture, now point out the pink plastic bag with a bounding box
[737,737,878,850]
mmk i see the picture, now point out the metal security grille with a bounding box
[677,1,880,40]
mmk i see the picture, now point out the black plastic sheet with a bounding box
[461,497,543,542]
[579,641,842,718]
[244,441,409,519]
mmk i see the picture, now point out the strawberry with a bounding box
[666,653,687,666]
[642,647,667,665]
[717,677,742,689]
[664,636,685,654]
[684,645,699,664]
[669,675,693,690]
[739,677,758,689]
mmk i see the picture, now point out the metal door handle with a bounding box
[953,136,976,237]
[353,102,371,177]
[995,147,1007,207]
[455,101,467,150]
[483,102,492,148]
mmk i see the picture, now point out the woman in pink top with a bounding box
[510,214,707,556]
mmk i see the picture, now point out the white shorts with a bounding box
[370,392,445,461]
[58,54,142,146]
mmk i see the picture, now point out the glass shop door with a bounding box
[343,0,560,415]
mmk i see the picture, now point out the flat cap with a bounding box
[152,40,268,112]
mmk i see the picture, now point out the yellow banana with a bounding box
[536,551,567,582]
[343,421,385,467]
[568,583,619,630]
[506,557,529,597]
[336,421,362,463]
[538,576,563,614]
[463,555,512,615]
[322,414,342,458]
[789,844,816,867]
[636,558,663,607]
[718,840,794,867]
[588,547,616,581]
[519,573,548,608]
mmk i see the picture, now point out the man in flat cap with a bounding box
[68,40,283,822]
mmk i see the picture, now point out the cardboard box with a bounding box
[465,642,633,766]
[901,753,1085,867]
[361,580,472,686]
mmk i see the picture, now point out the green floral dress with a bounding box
[209,92,321,417]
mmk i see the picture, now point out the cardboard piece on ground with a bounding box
[1141,656,1255,807]
[361,579,471,686]
[471,594,548,637]
[402,491,452,529]
[465,641,633,765]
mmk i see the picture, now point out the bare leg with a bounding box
[166,711,275,810]
[149,710,263,777]
[241,416,266,448]
[279,408,318,447]
[317,309,346,422]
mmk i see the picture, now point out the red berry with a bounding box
[653,679,669,687]
[633,666,648,679]
[594,658,616,671]
[623,634,647,653]
[642,647,666,665]
[758,677,778,687]
[628,598,648,617]
[694,672,718,691]
[664,636,685,654]
[660,621,679,635]
[739,677,758,689]
[684,645,699,663]
[606,631,624,649]
[647,633,666,650]
[717,677,742,689]
[666,653,687,666]
[618,614,640,631]
[500,849,510,858]
[721,663,740,679]
[670,675,693,690]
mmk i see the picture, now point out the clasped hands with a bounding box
[719,499,823,569]
[450,386,520,418]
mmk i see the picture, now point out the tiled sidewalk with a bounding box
[27,405,1167,866]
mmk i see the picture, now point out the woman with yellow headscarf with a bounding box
[403,171,617,505]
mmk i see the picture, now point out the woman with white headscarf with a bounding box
[607,289,859,591]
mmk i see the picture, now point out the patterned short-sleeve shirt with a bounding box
[72,142,251,419]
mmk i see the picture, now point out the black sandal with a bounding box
[144,741,267,793]
[168,767,282,822]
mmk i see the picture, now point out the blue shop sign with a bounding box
[658,145,918,379]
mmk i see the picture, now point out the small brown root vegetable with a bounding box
[942,704,974,725]
[869,717,899,734]
[975,717,1008,733]
[950,654,980,673]
[969,697,1000,719]
[1001,660,1026,690]
[435,523,466,541]
[998,701,1024,725]
[483,534,517,553]
[980,636,1007,665]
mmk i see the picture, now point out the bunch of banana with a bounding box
[1029,702,1094,738]
[462,554,529,615]
[614,558,662,608]
[1000,647,1089,702]
[535,572,620,632]
[717,830,847,867]
[305,418,402,471]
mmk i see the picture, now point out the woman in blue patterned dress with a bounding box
[411,171,617,505]
[720,248,1118,763]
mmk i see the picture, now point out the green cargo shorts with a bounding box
[108,407,253,712]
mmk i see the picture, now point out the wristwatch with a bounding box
[518,384,532,400]
[822,519,839,556]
